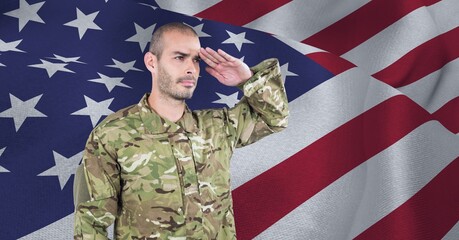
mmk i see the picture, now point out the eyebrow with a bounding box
[173,51,201,60]
[173,51,190,57]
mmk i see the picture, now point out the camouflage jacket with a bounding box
[74,58,289,240]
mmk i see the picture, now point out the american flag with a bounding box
[0,0,458,239]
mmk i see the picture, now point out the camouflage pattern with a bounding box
[74,58,288,239]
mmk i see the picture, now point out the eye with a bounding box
[193,57,201,63]
[174,56,184,60]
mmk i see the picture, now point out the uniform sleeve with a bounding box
[226,58,289,148]
[74,130,120,240]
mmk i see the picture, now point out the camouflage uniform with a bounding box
[74,58,289,239]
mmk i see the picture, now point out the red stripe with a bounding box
[354,157,459,240]
[303,0,441,55]
[373,27,459,88]
[432,97,459,134]
[195,0,292,27]
[306,52,355,75]
[233,95,432,239]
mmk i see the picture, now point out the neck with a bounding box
[148,92,186,122]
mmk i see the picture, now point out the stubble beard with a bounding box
[157,64,197,101]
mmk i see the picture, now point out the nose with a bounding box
[186,59,198,75]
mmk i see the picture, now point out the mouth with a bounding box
[179,80,195,87]
[178,77,196,87]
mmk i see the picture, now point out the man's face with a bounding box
[154,30,201,100]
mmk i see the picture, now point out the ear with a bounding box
[144,51,157,73]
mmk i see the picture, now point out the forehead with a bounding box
[161,30,201,54]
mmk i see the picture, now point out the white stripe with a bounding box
[154,0,222,16]
[443,221,459,240]
[231,67,401,189]
[274,35,325,55]
[255,121,459,240]
[430,0,459,34]
[397,57,459,113]
[342,0,459,74]
[243,0,370,41]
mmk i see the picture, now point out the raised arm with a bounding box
[200,47,288,147]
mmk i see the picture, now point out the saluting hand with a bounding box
[199,47,253,87]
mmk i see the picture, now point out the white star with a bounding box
[28,59,75,78]
[0,63,5,67]
[38,150,83,190]
[48,54,85,64]
[64,8,102,39]
[138,3,158,10]
[3,0,45,31]
[0,94,47,131]
[0,147,9,173]
[212,92,240,108]
[126,23,156,52]
[71,96,114,127]
[106,59,142,73]
[88,73,132,92]
[222,30,254,51]
[186,23,210,38]
[280,63,298,83]
[0,39,25,53]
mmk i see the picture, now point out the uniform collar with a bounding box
[138,93,199,134]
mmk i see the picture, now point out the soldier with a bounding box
[74,22,289,239]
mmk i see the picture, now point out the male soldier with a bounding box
[74,22,288,239]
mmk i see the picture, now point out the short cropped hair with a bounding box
[149,22,198,60]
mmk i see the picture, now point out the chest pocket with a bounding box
[116,133,184,211]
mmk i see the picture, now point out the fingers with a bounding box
[199,48,218,68]
[207,47,227,63]
[217,49,235,62]
[199,47,237,67]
